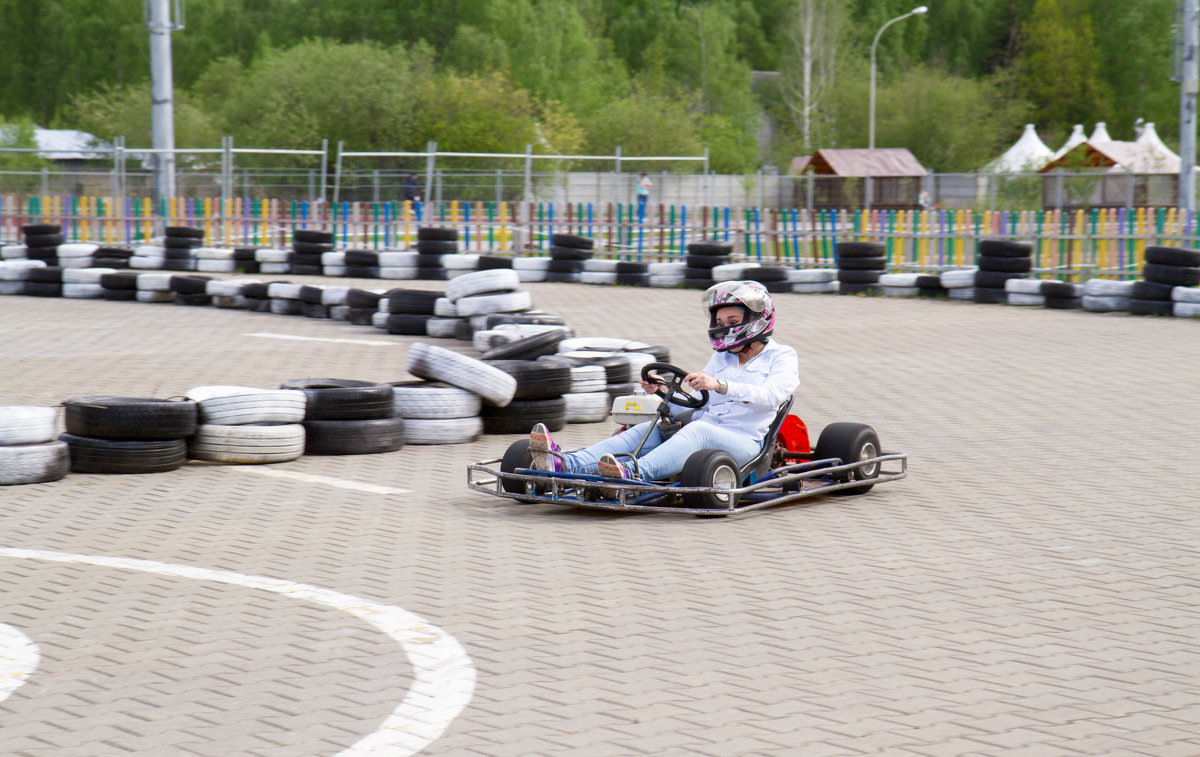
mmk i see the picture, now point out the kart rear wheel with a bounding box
[812,423,880,495]
[500,438,543,502]
[680,449,740,513]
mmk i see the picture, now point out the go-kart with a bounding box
[467,362,907,517]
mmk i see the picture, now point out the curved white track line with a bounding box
[0,622,39,704]
[0,548,474,757]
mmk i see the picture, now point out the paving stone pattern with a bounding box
[2,278,1200,756]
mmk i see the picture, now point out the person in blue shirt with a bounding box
[529,280,800,481]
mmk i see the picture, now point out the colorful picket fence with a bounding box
[4,194,1199,278]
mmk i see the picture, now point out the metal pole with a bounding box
[869,7,927,150]
[1181,0,1198,211]
[523,143,533,206]
[332,140,344,205]
[146,0,178,203]
[319,138,328,203]
[222,136,233,205]
[424,140,437,203]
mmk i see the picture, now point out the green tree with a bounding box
[1017,0,1111,128]
[0,116,47,171]
[583,92,705,169]
[64,85,221,148]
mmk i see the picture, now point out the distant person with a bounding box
[636,172,652,217]
[917,188,932,211]
[404,173,422,203]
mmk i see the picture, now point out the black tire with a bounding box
[387,288,442,314]
[416,240,457,255]
[293,241,332,255]
[346,288,383,309]
[1044,296,1082,309]
[1040,281,1077,298]
[345,265,380,279]
[299,285,326,304]
[548,258,586,273]
[477,255,512,270]
[839,282,880,295]
[292,253,324,267]
[163,236,202,249]
[28,266,64,283]
[1130,281,1175,301]
[548,245,593,261]
[163,249,195,261]
[683,277,713,289]
[550,233,594,250]
[290,265,321,276]
[240,283,272,299]
[170,275,212,294]
[616,273,650,287]
[1144,246,1200,268]
[279,378,396,421]
[741,266,788,282]
[914,275,942,288]
[484,360,573,399]
[481,397,568,434]
[93,258,130,269]
[500,438,542,499]
[344,250,380,267]
[1128,298,1174,316]
[683,266,713,280]
[166,225,205,239]
[686,242,732,255]
[302,417,405,455]
[417,227,458,242]
[293,229,333,244]
[60,433,188,474]
[762,281,791,293]
[978,255,1032,273]
[837,255,887,271]
[347,307,376,325]
[679,449,741,511]
[24,233,64,248]
[103,289,138,301]
[685,253,730,269]
[22,223,60,236]
[917,287,945,298]
[545,272,581,283]
[978,239,1032,258]
[23,282,62,297]
[64,397,199,439]
[1143,262,1200,287]
[973,286,1008,304]
[25,249,59,262]
[834,242,884,258]
[481,330,566,361]
[417,267,448,281]
[837,269,881,284]
[811,422,880,494]
[386,313,432,335]
[975,270,1025,289]
[615,261,648,274]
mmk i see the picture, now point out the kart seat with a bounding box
[741,396,795,481]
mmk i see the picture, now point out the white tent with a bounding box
[1134,122,1179,162]
[1089,122,1113,142]
[987,123,1054,173]
[1053,124,1087,160]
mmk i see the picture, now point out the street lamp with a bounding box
[869,6,927,150]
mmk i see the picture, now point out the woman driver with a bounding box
[528,280,800,481]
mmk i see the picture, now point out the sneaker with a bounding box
[529,423,562,472]
[597,453,633,480]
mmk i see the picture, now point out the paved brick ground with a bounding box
[2,278,1200,756]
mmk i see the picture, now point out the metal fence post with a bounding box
[1126,169,1135,212]
[319,139,328,203]
[373,169,380,203]
[333,140,344,205]
[221,136,233,205]
[1055,169,1065,213]
[424,141,437,203]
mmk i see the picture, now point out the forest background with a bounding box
[0,0,1180,175]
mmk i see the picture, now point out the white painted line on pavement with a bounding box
[0,623,39,704]
[236,467,412,495]
[0,549,475,757]
[246,332,399,347]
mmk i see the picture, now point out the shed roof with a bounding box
[798,148,926,177]
[1041,139,1181,174]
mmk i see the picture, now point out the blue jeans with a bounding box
[637,194,648,218]
[563,420,762,480]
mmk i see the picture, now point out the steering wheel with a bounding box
[640,362,709,409]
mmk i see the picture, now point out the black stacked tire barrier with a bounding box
[292,229,333,276]
[386,287,442,335]
[480,360,572,433]
[1040,281,1082,310]
[234,247,260,274]
[974,240,1032,304]
[1133,246,1200,316]
[741,266,791,293]
[547,233,594,283]
[416,227,457,280]
[93,246,133,269]
[99,272,139,301]
[835,242,886,294]
[163,226,204,271]
[280,378,404,455]
[60,396,197,474]
[684,241,732,289]
[23,223,62,265]
[24,265,63,297]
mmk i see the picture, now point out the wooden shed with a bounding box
[792,148,927,209]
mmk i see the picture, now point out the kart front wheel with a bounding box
[500,438,543,502]
[812,422,880,495]
[680,449,740,513]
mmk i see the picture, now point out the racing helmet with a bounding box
[702,280,775,352]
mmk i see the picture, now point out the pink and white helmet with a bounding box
[702,280,775,352]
